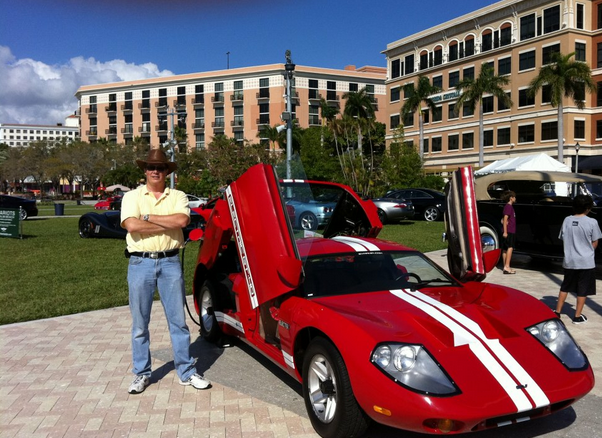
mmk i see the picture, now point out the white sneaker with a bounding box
[180,373,211,390]
[128,375,150,394]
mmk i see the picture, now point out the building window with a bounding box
[327,81,337,101]
[214,107,224,128]
[233,106,244,127]
[576,4,584,29]
[519,89,535,107]
[542,84,552,104]
[423,138,429,152]
[259,103,270,125]
[449,42,458,62]
[462,104,474,118]
[390,114,400,130]
[518,124,535,143]
[482,32,493,52]
[498,57,511,76]
[597,120,602,138]
[575,42,586,62]
[434,47,443,66]
[543,5,560,34]
[482,96,494,114]
[403,111,414,127]
[449,71,460,88]
[390,87,400,102]
[500,25,512,46]
[541,121,558,141]
[142,90,150,109]
[520,14,536,40]
[176,86,186,106]
[391,59,401,78]
[423,109,430,124]
[194,108,204,128]
[259,78,270,98]
[432,106,442,122]
[463,66,474,80]
[448,134,459,151]
[214,82,224,103]
[497,127,511,145]
[432,75,442,89]
[405,54,415,75]
[349,83,358,92]
[309,105,320,125]
[195,133,205,150]
[432,137,442,152]
[448,103,458,120]
[597,82,602,106]
[484,129,494,147]
[599,4,602,30]
[542,44,561,65]
[420,51,428,70]
[575,120,585,139]
[519,50,536,70]
[465,37,474,57]
[309,79,319,99]
[158,88,167,107]
[462,132,474,150]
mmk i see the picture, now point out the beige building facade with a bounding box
[383,0,602,173]
[75,64,386,151]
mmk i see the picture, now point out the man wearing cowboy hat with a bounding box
[120,148,210,394]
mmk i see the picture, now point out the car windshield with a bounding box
[302,251,457,298]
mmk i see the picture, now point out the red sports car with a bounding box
[190,164,593,438]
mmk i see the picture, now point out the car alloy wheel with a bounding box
[302,337,369,438]
[480,224,499,252]
[299,212,318,231]
[78,219,93,238]
[424,206,440,222]
[200,281,221,342]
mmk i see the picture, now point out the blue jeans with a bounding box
[128,255,196,381]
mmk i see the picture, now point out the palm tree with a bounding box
[528,52,597,162]
[400,75,441,160]
[342,87,376,154]
[257,125,284,152]
[455,63,512,167]
[319,98,339,147]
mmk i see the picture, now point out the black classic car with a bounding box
[0,194,38,220]
[475,170,602,262]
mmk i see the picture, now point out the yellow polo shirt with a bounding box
[120,185,190,252]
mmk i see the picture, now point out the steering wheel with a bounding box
[395,272,422,283]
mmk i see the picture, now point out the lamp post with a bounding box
[161,105,186,189]
[283,50,296,179]
[226,51,230,69]
[575,142,580,174]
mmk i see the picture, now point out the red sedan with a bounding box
[189,164,593,438]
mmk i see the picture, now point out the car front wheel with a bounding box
[302,337,369,438]
[377,209,387,225]
[199,281,222,343]
[299,212,318,231]
[480,224,499,252]
[424,206,440,222]
[78,218,93,238]
[19,209,28,221]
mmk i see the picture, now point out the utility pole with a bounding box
[283,50,295,179]
[161,105,186,189]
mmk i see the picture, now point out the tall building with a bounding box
[383,0,602,173]
[0,116,80,148]
[75,64,386,151]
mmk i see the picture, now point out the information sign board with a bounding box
[0,208,21,239]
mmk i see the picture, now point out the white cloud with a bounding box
[0,46,174,125]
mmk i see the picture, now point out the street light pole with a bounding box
[162,105,186,189]
[284,50,296,179]
[575,142,580,174]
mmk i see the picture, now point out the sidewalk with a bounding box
[1,251,600,438]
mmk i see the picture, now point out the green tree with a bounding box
[528,52,597,162]
[401,75,441,160]
[257,125,284,151]
[343,87,376,154]
[455,63,512,167]
[319,98,339,148]
[299,127,340,181]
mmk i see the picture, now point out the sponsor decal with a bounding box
[214,311,245,333]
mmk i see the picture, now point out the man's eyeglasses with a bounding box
[146,165,167,172]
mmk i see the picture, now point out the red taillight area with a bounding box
[423,418,464,434]
[394,203,407,209]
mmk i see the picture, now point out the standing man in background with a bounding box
[121,149,210,394]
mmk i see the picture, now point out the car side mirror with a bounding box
[483,249,501,273]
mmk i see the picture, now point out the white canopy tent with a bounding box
[474,153,570,175]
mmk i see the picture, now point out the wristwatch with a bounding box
[143,214,150,221]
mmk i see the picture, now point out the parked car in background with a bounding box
[475,170,602,262]
[78,208,207,239]
[94,196,122,211]
[384,188,446,221]
[0,194,38,220]
[371,196,414,224]
[187,194,208,208]
[190,163,593,438]
[281,181,339,231]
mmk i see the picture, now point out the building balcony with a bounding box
[121,103,133,112]
[155,125,168,133]
[231,92,244,102]
[256,91,270,100]
[138,124,151,136]
[105,104,117,113]
[121,125,134,136]
[172,99,187,109]
[85,107,97,115]
[86,129,98,136]
[256,117,270,127]
[308,117,322,126]
[308,92,322,101]
[212,121,225,129]
[192,96,204,106]
[212,95,225,104]
[155,100,168,108]
[138,102,151,111]
[193,121,205,130]
[231,119,244,129]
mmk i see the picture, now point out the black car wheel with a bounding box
[302,337,369,438]
[423,206,440,222]
[19,209,28,221]
[299,212,318,231]
[199,281,222,343]
[377,209,387,225]
[78,218,94,238]
[480,224,499,252]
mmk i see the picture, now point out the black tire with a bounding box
[78,218,93,238]
[423,206,440,222]
[199,281,222,343]
[377,209,387,225]
[19,209,28,221]
[480,224,499,253]
[299,212,318,231]
[302,337,369,438]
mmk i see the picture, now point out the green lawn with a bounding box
[0,215,446,325]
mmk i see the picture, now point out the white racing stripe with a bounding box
[332,236,381,252]
[214,311,245,334]
[390,289,549,412]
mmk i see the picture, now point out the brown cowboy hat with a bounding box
[136,149,177,174]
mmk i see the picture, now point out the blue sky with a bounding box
[0,0,493,124]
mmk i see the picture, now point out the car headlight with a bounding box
[371,343,459,395]
[527,319,588,370]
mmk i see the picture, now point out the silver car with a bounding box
[371,197,414,224]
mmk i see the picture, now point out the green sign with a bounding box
[0,208,21,239]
